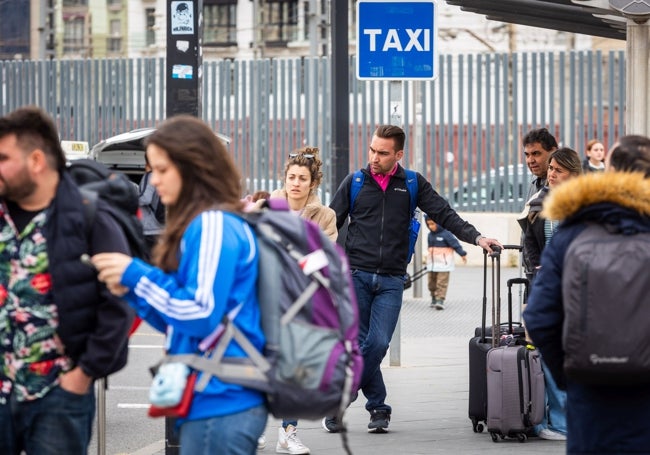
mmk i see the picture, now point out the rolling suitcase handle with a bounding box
[490,246,501,348]
[506,277,529,335]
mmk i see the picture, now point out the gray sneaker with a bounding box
[435,299,445,310]
[367,409,390,433]
[322,416,344,433]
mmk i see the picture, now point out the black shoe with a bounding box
[322,416,344,433]
[435,299,445,310]
[367,409,390,433]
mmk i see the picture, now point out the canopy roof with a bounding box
[445,0,627,40]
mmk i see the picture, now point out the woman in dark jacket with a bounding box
[524,135,650,453]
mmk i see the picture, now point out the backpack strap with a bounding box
[79,187,98,243]
[404,169,419,217]
[349,170,365,213]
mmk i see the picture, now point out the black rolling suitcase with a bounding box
[468,245,527,433]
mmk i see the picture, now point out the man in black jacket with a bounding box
[324,124,500,433]
[0,107,134,454]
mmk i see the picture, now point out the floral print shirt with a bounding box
[0,204,72,403]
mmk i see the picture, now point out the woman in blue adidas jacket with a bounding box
[92,116,266,455]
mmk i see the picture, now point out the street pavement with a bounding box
[92,266,566,455]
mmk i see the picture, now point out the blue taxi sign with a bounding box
[357,0,437,80]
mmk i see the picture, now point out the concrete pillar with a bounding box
[625,18,650,136]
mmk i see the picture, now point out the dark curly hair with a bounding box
[283,146,323,192]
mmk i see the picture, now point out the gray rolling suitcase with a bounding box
[486,344,545,442]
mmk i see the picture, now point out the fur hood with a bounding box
[542,171,650,222]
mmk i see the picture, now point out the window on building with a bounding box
[63,16,85,55]
[146,8,156,46]
[107,19,121,52]
[107,0,121,6]
[204,0,237,47]
[263,0,298,46]
[63,0,87,6]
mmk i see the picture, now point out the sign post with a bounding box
[166,0,202,118]
[357,0,437,366]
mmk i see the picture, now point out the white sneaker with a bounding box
[538,428,567,441]
[276,425,310,454]
[257,433,266,450]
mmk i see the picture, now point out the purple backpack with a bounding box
[191,199,363,421]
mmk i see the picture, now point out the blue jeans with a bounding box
[352,269,405,414]
[535,358,567,435]
[180,404,267,455]
[0,384,96,455]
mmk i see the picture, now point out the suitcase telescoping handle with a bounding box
[506,277,529,335]
[480,245,524,344]
[481,246,504,344]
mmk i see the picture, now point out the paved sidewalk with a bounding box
[124,266,565,455]
[257,266,565,455]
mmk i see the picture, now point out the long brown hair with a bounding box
[145,115,244,271]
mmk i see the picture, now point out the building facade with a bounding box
[1,0,624,61]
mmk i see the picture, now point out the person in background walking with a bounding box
[92,115,267,455]
[0,107,134,454]
[325,124,501,434]
[423,215,467,310]
[582,138,606,173]
[524,135,650,453]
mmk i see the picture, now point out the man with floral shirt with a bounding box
[0,107,134,454]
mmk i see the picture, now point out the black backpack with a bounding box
[562,223,650,385]
[67,159,147,259]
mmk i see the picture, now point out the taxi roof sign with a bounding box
[61,140,90,160]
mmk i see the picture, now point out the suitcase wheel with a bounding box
[470,418,484,433]
[490,432,499,442]
[517,433,528,443]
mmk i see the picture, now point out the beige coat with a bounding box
[269,189,338,241]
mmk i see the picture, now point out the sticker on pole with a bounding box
[357,0,437,80]
[171,1,194,35]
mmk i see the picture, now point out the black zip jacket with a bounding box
[330,165,481,275]
[43,173,134,378]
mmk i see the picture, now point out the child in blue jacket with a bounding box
[424,215,467,309]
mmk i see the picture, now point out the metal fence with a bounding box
[0,50,626,212]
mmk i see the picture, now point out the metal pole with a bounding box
[166,0,203,118]
[412,83,423,299]
[96,378,106,455]
[329,0,349,193]
[389,80,402,367]
[164,2,202,452]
